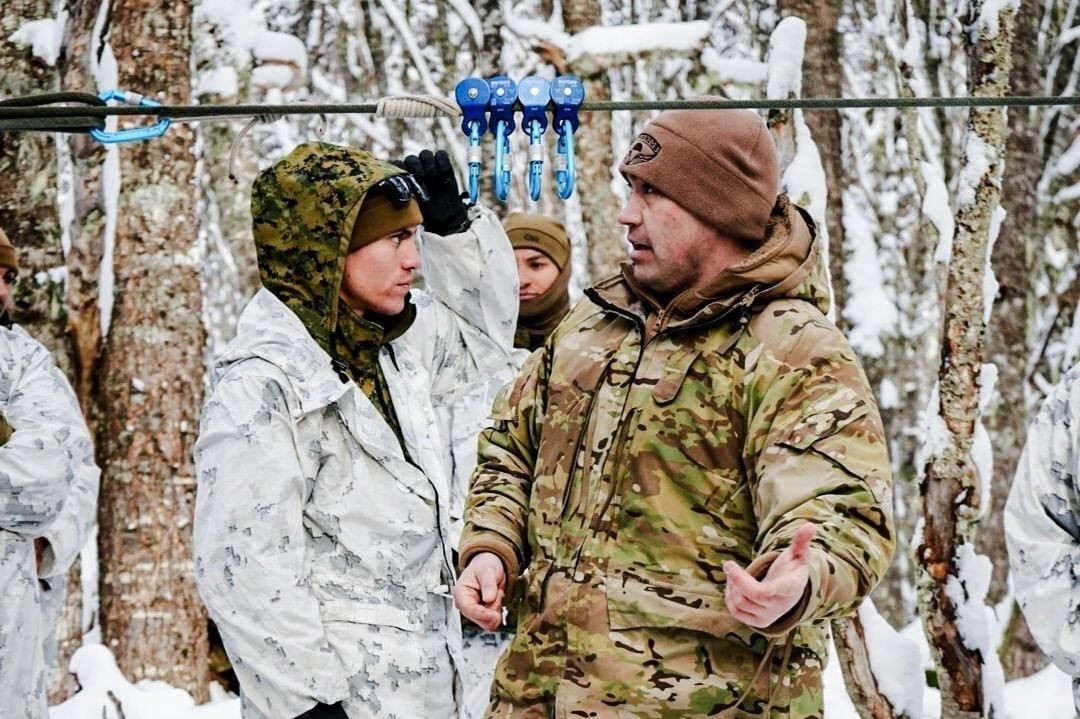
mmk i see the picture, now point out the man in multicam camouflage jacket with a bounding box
[193,143,518,719]
[1005,366,1080,715]
[454,107,895,718]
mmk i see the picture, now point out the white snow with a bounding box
[193,66,239,100]
[956,133,994,208]
[91,0,120,339]
[765,17,806,100]
[944,543,1007,716]
[879,377,900,410]
[921,162,955,263]
[566,21,710,63]
[700,49,768,85]
[843,191,899,358]
[977,0,1021,40]
[49,645,240,719]
[8,11,67,67]
[860,600,926,717]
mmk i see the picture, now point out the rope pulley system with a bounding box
[2,84,1079,202]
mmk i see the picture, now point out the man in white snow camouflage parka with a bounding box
[192,143,519,719]
[1006,365,1080,715]
[0,228,100,719]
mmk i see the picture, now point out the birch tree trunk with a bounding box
[981,1,1050,681]
[917,2,1016,715]
[95,0,210,700]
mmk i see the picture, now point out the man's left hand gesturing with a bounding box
[723,523,817,629]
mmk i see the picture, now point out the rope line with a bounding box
[0,94,1078,128]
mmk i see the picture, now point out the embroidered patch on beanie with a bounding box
[623,134,661,165]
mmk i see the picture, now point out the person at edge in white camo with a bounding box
[1006,365,1080,716]
[192,143,518,719]
[0,227,100,719]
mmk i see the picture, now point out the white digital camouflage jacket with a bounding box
[193,143,518,719]
[1006,365,1080,702]
[0,324,99,719]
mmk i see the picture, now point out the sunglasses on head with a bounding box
[374,173,429,205]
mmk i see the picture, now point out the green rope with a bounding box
[0,94,1077,129]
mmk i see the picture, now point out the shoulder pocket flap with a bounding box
[319,598,421,632]
[780,406,867,452]
[652,350,701,405]
[607,569,757,648]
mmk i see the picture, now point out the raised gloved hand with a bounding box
[295,702,349,719]
[394,149,471,235]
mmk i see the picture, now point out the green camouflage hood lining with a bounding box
[251,142,408,350]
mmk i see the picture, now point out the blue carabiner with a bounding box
[518,76,550,202]
[89,89,171,144]
[550,76,585,199]
[555,120,577,200]
[487,76,517,202]
[455,78,491,204]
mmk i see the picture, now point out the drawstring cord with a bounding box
[730,630,797,717]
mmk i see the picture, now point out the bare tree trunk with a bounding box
[0,1,72,367]
[917,2,1016,716]
[980,1,1049,681]
[833,613,906,719]
[564,0,626,282]
[95,0,210,700]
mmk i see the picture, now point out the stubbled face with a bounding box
[0,268,16,318]
[515,248,561,301]
[339,226,421,316]
[617,175,751,297]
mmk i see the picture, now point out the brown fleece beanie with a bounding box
[0,228,17,271]
[349,194,423,252]
[504,213,570,270]
[619,103,779,245]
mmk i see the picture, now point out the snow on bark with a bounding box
[916,1,1016,716]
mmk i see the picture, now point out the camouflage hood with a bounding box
[250,142,408,350]
[609,194,829,327]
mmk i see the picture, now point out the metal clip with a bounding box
[88,89,171,144]
[518,76,551,202]
[487,76,518,202]
[455,78,491,204]
[550,76,585,200]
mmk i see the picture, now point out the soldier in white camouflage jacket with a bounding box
[1006,364,1080,714]
[0,228,100,719]
[192,143,518,719]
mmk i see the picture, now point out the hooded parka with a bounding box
[460,196,895,718]
[193,143,518,719]
[0,324,99,719]
[1005,364,1080,710]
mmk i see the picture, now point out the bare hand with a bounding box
[723,524,817,629]
[453,552,506,631]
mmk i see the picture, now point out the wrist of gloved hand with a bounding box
[392,149,471,235]
[295,702,349,719]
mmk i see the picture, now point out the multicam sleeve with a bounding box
[457,349,547,582]
[1005,368,1080,675]
[742,312,894,633]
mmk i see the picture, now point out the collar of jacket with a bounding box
[217,289,357,415]
[590,194,827,334]
[332,300,416,378]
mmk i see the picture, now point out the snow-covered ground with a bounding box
[52,640,1072,719]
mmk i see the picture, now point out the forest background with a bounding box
[1,0,1078,716]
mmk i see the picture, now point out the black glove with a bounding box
[393,149,471,235]
[295,702,349,719]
